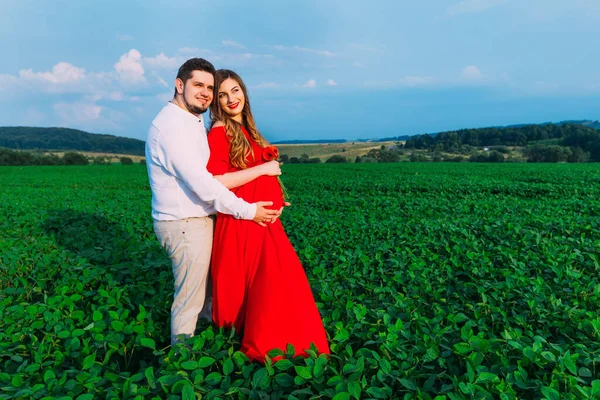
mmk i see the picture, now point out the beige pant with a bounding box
[154,216,214,345]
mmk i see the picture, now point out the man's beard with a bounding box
[184,98,208,115]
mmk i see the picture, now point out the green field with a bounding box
[1,163,600,399]
[276,142,398,161]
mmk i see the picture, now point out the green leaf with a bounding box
[198,356,215,368]
[252,368,269,390]
[366,387,388,398]
[313,356,327,379]
[76,395,94,400]
[328,375,344,386]
[93,310,103,322]
[275,359,294,371]
[180,360,198,370]
[82,352,96,370]
[205,372,222,386]
[476,372,499,383]
[137,304,147,321]
[43,370,56,383]
[380,358,391,374]
[348,381,361,399]
[332,393,351,400]
[144,367,155,387]
[453,342,472,355]
[72,329,85,337]
[182,382,195,400]
[579,367,592,378]
[541,351,556,362]
[11,374,23,388]
[562,353,577,375]
[140,338,156,350]
[274,373,294,387]
[222,358,234,376]
[286,343,296,358]
[295,366,312,380]
[267,348,285,358]
[541,386,560,400]
[399,378,417,391]
[111,320,125,331]
[57,330,70,339]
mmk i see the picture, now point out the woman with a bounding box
[206,69,330,361]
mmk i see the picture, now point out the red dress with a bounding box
[206,126,330,361]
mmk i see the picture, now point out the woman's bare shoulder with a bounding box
[212,120,226,128]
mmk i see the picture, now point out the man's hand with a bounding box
[260,160,281,176]
[271,201,291,223]
[253,201,281,227]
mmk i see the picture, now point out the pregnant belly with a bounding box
[254,175,284,210]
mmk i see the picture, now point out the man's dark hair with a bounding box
[174,58,216,95]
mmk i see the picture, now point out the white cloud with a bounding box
[156,75,169,88]
[3,62,115,95]
[54,102,103,123]
[462,65,482,80]
[327,79,337,86]
[116,33,135,41]
[144,52,180,70]
[20,62,86,84]
[114,49,146,84]
[302,79,316,88]
[0,73,17,85]
[447,0,508,16]
[222,40,245,49]
[272,45,336,57]
[109,91,125,101]
[53,100,130,131]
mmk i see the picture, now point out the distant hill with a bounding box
[273,139,347,144]
[0,127,145,156]
[273,135,415,144]
[557,119,600,130]
[1,119,598,154]
[506,119,600,130]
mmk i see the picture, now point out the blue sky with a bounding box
[1,0,599,141]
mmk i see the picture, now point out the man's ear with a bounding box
[175,78,184,95]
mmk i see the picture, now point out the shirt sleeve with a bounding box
[207,126,231,175]
[155,127,256,220]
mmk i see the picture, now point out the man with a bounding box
[146,58,282,345]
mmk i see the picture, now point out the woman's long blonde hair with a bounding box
[210,69,270,169]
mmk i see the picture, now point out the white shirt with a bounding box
[145,102,257,221]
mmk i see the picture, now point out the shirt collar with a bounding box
[167,101,204,125]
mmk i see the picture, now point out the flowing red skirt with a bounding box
[211,175,329,361]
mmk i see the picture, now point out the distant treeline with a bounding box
[404,124,600,162]
[0,127,145,156]
[0,147,142,166]
[273,139,347,144]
